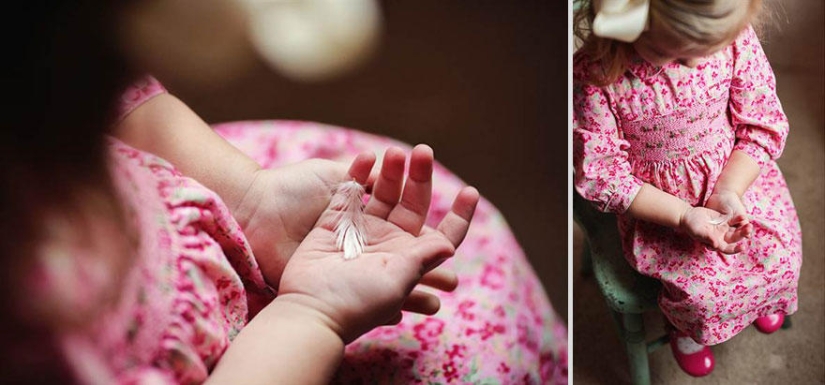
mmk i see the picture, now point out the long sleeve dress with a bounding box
[44,77,567,384]
[573,26,802,346]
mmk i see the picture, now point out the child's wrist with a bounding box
[267,293,346,345]
[209,292,344,384]
[677,202,693,231]
[228,166,265,229]
[711,185,743,198]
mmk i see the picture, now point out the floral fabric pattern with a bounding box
[61,77,567,383]
[573,26,802,345]
[216,121,568,384]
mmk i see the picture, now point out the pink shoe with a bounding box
[669,330,714,377]
[754,314,785,334]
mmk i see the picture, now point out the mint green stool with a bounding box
[573,190,668,385]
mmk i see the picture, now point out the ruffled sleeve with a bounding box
[55,140,278,384]
[729,25,789,167]
[116,75,168,123]
[572,55,644,214]
[62,335,180,385]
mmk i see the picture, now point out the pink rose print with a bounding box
[413,317,445,351]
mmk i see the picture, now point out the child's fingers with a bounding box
[401,289,441,315]
[742,223,754,238]
[387,144,434,235]
[719,244,738,254]
[419,266,459,292]
[724,222,753,245]
[721,239,748,255]
[314,153,375,231]
[364,168,380,193]
[702,230,732,254]
[365,147,406,219]
[346,151,377,184]
[407,232,456,270]
[724,228,745,245]
[727,213,749,228]
[734,242,748,253]
[382,312,403,326]
[713,239,736,255]
[715,232,749,255]
[436,186,480,248]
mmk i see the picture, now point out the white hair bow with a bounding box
[592,0,650,43]
[238,0,381,81]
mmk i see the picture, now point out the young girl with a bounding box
[1,2,566,384]
[573,0,801,378]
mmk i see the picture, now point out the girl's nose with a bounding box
[679,58,699,68]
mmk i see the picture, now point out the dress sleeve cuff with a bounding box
[115,76,168,123]
[733,140,771,168]
[606,175,644,214]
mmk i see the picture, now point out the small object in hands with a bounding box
[709,205,733,226]
[333,180,367,260]
[707,212,732,226]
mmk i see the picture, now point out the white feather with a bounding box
[332,181,367,260]
[708,205,733,225]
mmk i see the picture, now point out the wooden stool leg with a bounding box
[614,311,651,385]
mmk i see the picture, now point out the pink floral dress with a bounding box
[573,26,802,345]
[57,76,567,383]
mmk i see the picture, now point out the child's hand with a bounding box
[235,147,445,290]
[679,205,753,255]
[705,190,749,225]
[233,158,351,288]
[276,145,479,343]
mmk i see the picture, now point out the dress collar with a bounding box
[627,52,682,80]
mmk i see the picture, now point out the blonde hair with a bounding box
[574,0,764,86]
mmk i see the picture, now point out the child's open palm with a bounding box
[233,158,351,288]
[705,190,749,227]
[276,145,479,344]
[680,205,753,255]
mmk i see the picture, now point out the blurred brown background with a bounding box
[162,1,570,320]
[573,1,825,384]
